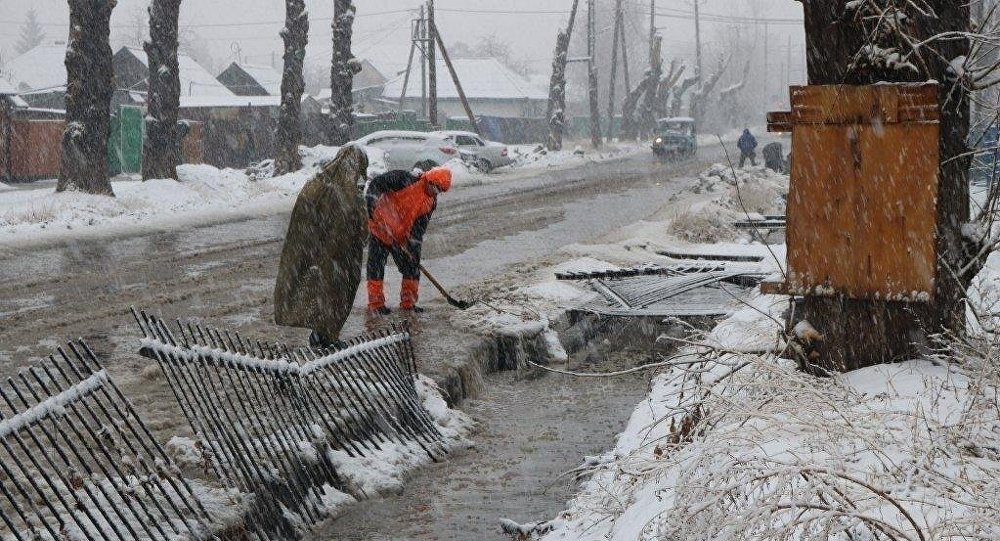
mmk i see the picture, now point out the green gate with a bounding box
[108,105,144,175]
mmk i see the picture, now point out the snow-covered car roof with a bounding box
[354,130,450,144]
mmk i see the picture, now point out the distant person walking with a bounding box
[365,165,452,314]
[738,128,758,168]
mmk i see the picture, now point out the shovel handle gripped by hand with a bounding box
[418,264,474,310]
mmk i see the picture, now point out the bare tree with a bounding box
[795,0,974,370]
[275,0,308,174]
[16,9,45,55]
[142,0,181,181]
[546,0,581,151]
[59,0,116,195]
[688,55,731,131]
[328,0,360,146]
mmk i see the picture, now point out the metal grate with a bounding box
[555,263,727,281]
[132,308,446,539]
[0,341,211,540]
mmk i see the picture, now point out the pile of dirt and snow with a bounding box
[507,142,645,171]
[536,290,1000,541]
[666,163,788,244]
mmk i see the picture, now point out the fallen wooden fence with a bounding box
[132,308,445,539]
[0,341,211,540]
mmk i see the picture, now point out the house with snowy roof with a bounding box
[1,42,70,110]
[113,46,233,99]
[381,57,547,119]
[315,59,389,113]
[216,62,282,96]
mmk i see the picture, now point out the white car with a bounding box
[433,130,512,172]
[352,130,459,171]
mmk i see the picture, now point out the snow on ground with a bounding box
[0,140,649,247]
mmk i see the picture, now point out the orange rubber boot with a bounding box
[400,278,420,310]
[367,280,387,312]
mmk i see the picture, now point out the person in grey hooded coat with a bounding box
[273,145,368,346]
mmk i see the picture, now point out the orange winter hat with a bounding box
[422,167,452,192]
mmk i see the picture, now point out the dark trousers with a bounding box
[367,236,420,280]
[739,151,757,167]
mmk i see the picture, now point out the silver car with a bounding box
[353,130,459,171]
[434,130,512,172]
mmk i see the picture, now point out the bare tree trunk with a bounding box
[546,0,580,151]
[670,76,697,117]
[638,36,663,140]
[59,0,116,195]
[275,0,308,174]
[328,0,359,146]
[142,0,181,181]
[796,0,972,371]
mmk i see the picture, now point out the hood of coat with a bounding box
[318,144,369,188]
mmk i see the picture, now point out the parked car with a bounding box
[352,130,459,171]
[651,117,697,161]
[433,130,512,172]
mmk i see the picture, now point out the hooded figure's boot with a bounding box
[367,280,390,315]
[400,278,423,312]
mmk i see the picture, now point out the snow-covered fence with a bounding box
[0,341,211,541]
[132,309,446,538]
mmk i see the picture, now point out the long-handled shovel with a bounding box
[419,264,474,310]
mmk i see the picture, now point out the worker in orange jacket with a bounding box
[365,166,452,314]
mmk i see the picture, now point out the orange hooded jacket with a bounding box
[367,168,452,246]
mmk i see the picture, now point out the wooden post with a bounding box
[432,22,480,136]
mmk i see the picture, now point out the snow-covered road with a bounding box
[0,142,734,540]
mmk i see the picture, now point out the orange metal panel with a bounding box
[777,84,940,301]
[11,120,64,179]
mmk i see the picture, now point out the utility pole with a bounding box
[607,0,624,142]
[763,22,769,111]
[587,0,602,148]
[694,0,702,80]
[427,0,437,128]
[621,15,631,93]
[650,0,655,43]
[786,34,792,89]
[398,10,421,113]
[432,22,480,135]
[420,4,426,118]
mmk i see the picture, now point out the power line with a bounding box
[0,7,416,30]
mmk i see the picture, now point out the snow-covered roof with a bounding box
[121,46,233,97]
[228,63,282,95]
[382,58,547,102]
[3,43,68,92]
[180,95,281,108]
[179,94,316,109]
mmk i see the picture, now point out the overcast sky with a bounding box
[0,0,805,81]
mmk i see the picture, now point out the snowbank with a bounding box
[537,289,1000,540]
[326,375,473,495]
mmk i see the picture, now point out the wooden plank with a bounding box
[788,84,938,125]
